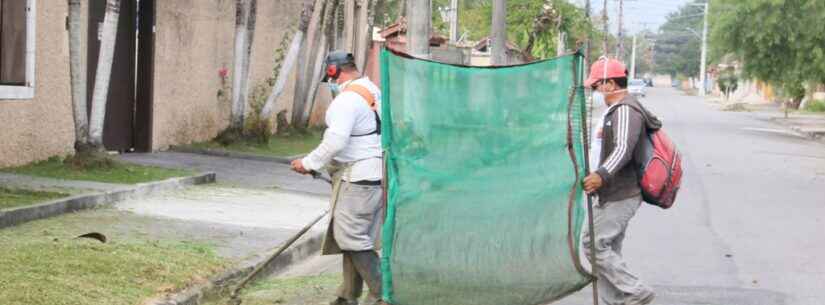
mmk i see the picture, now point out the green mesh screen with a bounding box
[380,49,592,305]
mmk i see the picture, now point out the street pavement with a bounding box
[274,87,825,305]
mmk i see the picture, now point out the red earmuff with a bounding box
[326,65,339,79]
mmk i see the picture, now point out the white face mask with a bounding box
[592,91,606,106]
[328,82,341,96]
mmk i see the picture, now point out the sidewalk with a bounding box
[704,96,825,142]
[746,104,825,141]
[120,152,331,195]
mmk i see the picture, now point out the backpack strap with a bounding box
[342,84,381,137]
[343,84,377,110]
[605,101,659,132]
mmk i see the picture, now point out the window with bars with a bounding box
[0,0,34,99]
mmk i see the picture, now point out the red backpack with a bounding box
[638,129,682,208]
[630,105,683,209]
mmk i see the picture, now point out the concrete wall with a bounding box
[151,0,321,150]
[1,0,327,166]
[0,2,78,167]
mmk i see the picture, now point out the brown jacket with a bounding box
[596,95,662,202]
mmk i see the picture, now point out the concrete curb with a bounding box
[0,172,216,229]
[145,228,326,305]
[170,146,305,164]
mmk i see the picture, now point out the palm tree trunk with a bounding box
[354,0,370,71]
[260,2,317,122]
[241,0,257,122]
[301,0,338,128]
[291,0,327,127]
[67,0,89,151]
[89,0,121,149]
[260,32,304,121]
[301,38,329,128]
[231,0,250,130]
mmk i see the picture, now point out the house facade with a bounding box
[1,0,322,167]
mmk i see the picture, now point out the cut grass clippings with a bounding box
[0,213,228,305]
[0,187,68,210]
[2,157,192,184]
[189,129,323,158]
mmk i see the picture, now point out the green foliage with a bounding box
[375,0,601,61]
[711,0,825,104]
[194,128,323,158]
[454,0,599,59]
[804,100,825,112]
[654,0,705,77]
[2,156,191,184]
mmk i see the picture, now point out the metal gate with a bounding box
[87,0,154,152]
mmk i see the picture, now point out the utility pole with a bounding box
[585,0,591,65]
[491,0,507,65]
[630,34,637,79]
[449,0,458,44]
[407,0,431,58]
[602,0,608,58]
[699,1,709,97]
[617,0,623,59]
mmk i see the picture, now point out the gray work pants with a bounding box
[336,250,383,302]
[583,195,652,305]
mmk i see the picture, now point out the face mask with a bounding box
[328,82,341,96]
[592,91,606,106]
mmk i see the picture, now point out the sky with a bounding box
[573,0,696,35]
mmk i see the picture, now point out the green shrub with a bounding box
[804,100,825,112]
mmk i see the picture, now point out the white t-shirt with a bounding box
[590,104,618,172]
[302,77,383,182]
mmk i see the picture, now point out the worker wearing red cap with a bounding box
[582,57,661,305]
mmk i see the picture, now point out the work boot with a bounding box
[626,287,655,305]
[329,297,358,305]
[363,295,387,305]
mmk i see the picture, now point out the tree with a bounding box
[88,0,121,150]
[456,0,600,60]
[292,0,327,127]
[653,1,703,78]
[711,0,825,107]
[67,0,88,152]
[229,0,258,131]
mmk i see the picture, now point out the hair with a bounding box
[340,62,358,72]
[610,77,628,89]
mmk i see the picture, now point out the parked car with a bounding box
[629,79,647,97]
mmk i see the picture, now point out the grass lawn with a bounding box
[2,157,193,184]
[0,187,68,210]
[0,212,228,305]
[206,274,344,305]
[190,129,323,158]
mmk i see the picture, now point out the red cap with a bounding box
[584,57,628,87]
